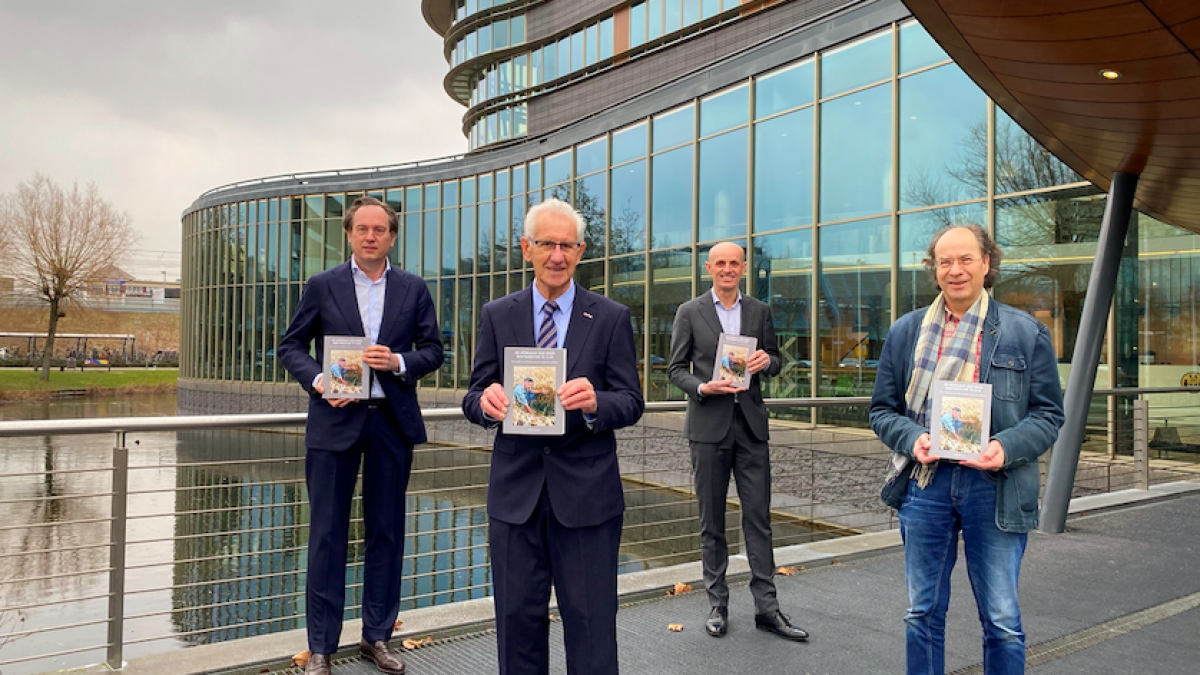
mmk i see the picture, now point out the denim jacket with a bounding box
[869,298,1065,533]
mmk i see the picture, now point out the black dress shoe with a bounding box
[754,610,809,642]
[705,606,728,637]
[360,639,407,674]
[305,653,332,675]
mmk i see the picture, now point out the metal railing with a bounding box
[0,391,1197,675]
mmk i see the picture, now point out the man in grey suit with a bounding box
[667,242,808,642]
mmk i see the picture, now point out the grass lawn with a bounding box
[0,368,178,394]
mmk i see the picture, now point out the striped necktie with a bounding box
[537,300,559,348]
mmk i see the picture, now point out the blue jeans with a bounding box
[898,464,1028,675]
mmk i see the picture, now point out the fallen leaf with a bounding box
[668,623,684,632]
[402,636,434,650]
[776,566,799,576]
[394,619,404,631]
[292,650,310,667]
[831,559,841,566]
[666,582,693,596]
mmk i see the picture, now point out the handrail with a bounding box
[0,398,876,437]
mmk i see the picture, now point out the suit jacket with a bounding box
[278,261,443,451]
[668,293,782,444]
[462,285,644,528]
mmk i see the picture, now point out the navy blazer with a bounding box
[462,285,644,528]
[278,261,443,452]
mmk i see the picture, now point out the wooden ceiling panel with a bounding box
[1143,1,1200,26]
[953,5,1160,42]
[943,0,1132,19]
[969,31,1184,64]
[985,53,1200,84]
[998,75,1200,104]
[907,0,1200,233]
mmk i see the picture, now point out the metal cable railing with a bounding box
[1,392,1198,674]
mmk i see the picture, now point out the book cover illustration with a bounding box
[322,335,371,400]
[503,346,567,436]
[715,333,757,389]
[929,381,993,460]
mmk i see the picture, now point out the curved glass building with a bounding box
[181,0,1200,414]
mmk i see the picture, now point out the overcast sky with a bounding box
[0,1,466,255]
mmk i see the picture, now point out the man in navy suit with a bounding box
[463,198,644,675]
[279,196,442,675]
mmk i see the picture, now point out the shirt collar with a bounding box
[350,256,391,280]
[532,280,577,316]
[710,288,742,309]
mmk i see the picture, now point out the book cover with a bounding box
[322,335,371,400]
[715,333,757,389]
[503,346,567,435]
[929,380,993,460]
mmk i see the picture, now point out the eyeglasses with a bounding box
[530,239,583,254]
[936,256,980,270]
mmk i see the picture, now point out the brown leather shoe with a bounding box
[305,653,332,675]
[360,639,406,674]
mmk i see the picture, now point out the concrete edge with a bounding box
[79,479,1200,675]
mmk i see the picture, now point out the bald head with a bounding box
[707,241,745,264]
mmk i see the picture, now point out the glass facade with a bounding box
[183,18,1196,409]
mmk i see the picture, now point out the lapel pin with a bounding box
[583,312,593,319]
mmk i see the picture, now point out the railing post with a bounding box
[106,432,129,670]
[1133,399,1150,491]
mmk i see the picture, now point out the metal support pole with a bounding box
[1133,398,1150,491]
[106,432,129,669]
[1041,170,1139,533]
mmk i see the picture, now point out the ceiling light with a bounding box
[1099,69,1122,80]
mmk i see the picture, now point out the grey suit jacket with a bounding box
[668,292,782,443]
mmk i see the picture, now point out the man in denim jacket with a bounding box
[870,225,1064,675]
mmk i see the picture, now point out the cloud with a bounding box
[0,1,466,254]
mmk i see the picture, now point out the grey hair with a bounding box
[523,198,586,242]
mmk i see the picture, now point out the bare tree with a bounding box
[0,174,137,380]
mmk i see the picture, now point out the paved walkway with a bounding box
[261,484,1200,675]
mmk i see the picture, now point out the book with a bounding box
[715,333,757,389]
[322,335,371,399]
[503,346,567,435]
[929,380,993,460]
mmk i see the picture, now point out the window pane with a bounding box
[543,43,557,80]
[995,189,1104,381]
[611,254,647,390]
[324,220,342,268]
[665,0,681,33]
[443,209,458,275]
[479,23,491,53]
[439,279,455,385]
[425,184,441,210]
[613,122,648,165]
[577,137,607,176]
[514,54,527,90]
[700,84,748,137]
[649,248,692,400]
[512,165,526,194]
[653,104,695,152]
[423,211,439,276]
[900,21,948,73]
[755,107,814,233]
[702,0,720,19]
[754,229,814,401]
[461,177,476,204]
[460,206,476,274]
[818,217,891,402]
[578,172,607,259]
[530,49,541,86]
[612,159,647,255]
[494,19,509,50]
[586,24,599,67]
[496,169,510,199]
[699,128,748,242]
[499,107,511,140]
[651,146,693,249]
[443,180,459,208]
[995,109,1082,194]
[684,0,700,25]
[822,30,892,98]
[571,29,584,72]
[599,17,614,60]
[820,83,892,222]
[898,204,987,314]
[558,38,570,76]
[404,214,420,272]
[648,0,663,40]
[511,15,525,43]
[478,201,493,273]
[630,2,647,48]
[756,59,814,119]
[495,198,510,271]
[900,64,987,210]
[457,277,473,388]
[544,150,572,187]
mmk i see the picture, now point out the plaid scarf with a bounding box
[886,291,989,489]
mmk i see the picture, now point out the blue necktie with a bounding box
[537,301,559,348]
